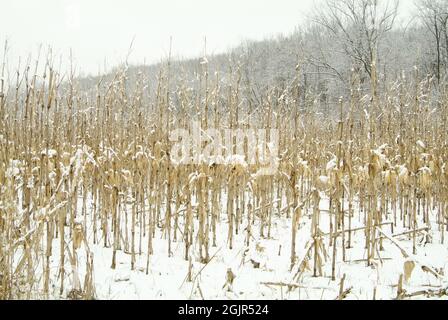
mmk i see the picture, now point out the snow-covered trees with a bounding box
[416,0,448,84]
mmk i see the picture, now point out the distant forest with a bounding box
[75,0,448,114]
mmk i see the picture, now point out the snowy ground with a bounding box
[38,194,448,300]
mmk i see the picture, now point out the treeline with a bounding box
[72,0,448,115]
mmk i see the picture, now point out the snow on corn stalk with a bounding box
[0,41,447,300]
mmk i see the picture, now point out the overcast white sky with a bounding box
[0,0,416,75]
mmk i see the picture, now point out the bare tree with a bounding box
[416,0,448,84]
[311,0,399,87]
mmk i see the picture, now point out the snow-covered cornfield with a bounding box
[1,49,448,300]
